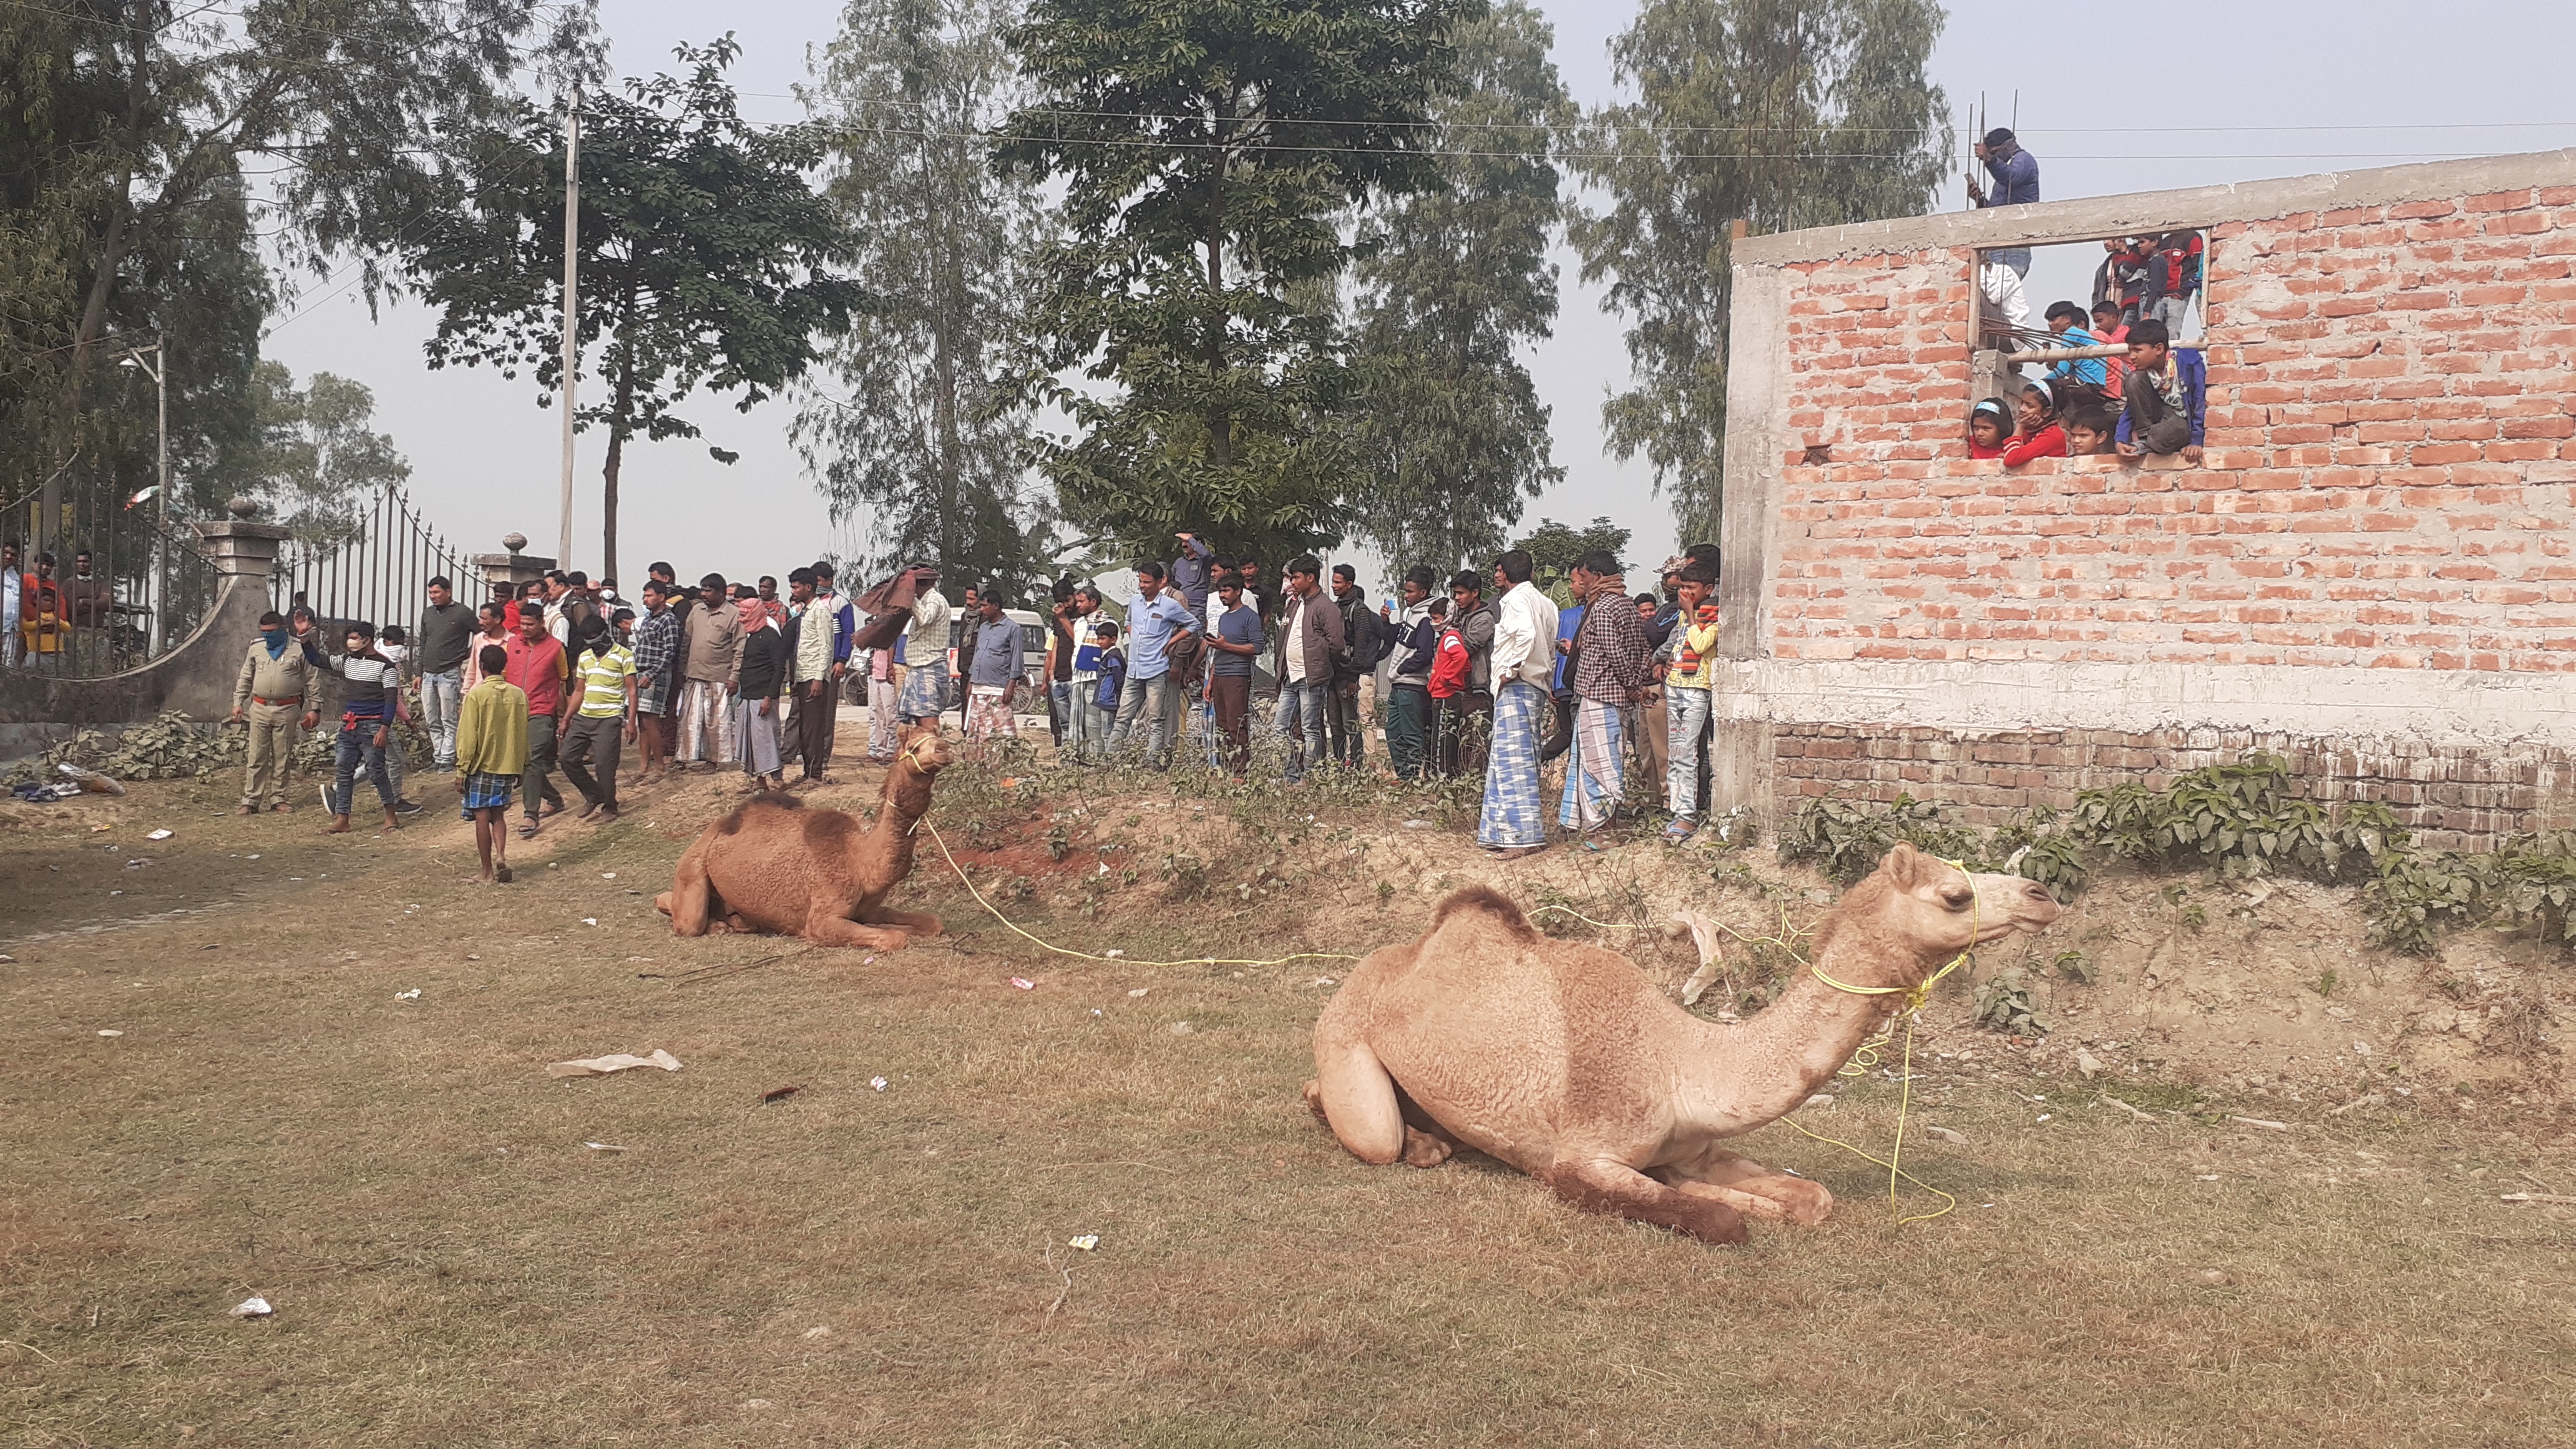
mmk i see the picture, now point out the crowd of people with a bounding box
[219,529,1741,878]
[1963,127,2208,468]
[7,544,144,668]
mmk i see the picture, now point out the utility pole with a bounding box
[557,87,581,569]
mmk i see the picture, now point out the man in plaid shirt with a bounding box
[631,580,681,786]
[1563,550,1652,837]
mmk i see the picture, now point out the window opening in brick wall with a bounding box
[1971,231,2208,465]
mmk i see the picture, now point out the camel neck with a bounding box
[868,766,937,849]
[1672,939,1916,1131]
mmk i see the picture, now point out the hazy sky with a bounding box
[258,1,2576,589]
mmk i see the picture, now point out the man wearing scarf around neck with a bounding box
[1562,550,1652,838]
[230,610,321,814]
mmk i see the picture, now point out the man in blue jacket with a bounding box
[2114,318,2205,464]
[1969,127,2041,278]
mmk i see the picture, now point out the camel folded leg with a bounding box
[1539,1158,1749,1245]
[1656,1149,1835,1226]
[1306,1036,1407,1166]
[661,846,716,937]
[801,912,912,952]
[858,905,944,937]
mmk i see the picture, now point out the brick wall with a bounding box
[1719,154,2576,848]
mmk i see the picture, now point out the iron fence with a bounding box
[270,487,477,645]
[6,481,223,678]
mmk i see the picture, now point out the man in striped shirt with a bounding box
[313,621,411,835]
[559,620,637,821]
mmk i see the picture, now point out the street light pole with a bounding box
[119,338,168,653]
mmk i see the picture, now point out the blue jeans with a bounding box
[1110,672,1179,766]
[1068,680,1108,762]
[332,725,397,816]
[1666,686,1713,818]
[1276,679,1329,783]
[420,668,462,767]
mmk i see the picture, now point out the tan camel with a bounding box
[654,726,954,950]
[1306,843,2060,1244]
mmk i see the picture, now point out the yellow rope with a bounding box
[1527,904,1643,931]
[1782,856,1978,1226]
[918,817,1360,970]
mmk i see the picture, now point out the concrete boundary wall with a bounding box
[1716,149,2576,848]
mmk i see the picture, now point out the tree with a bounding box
[1511,514,1632,597]
[793,0,1045,592]
[996,0,1474,566]
[1569,0,1947,545]
[246,362,411,548]
[1344,0,1571,576]
[0,0,593,532]
[411,38,865,580]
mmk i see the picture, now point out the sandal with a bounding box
[1661,817,1697,845]
[517,821,539,841]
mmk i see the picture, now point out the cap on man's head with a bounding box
[1983,127,2016,149]
[1656,554,1689,578]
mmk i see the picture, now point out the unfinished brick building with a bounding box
[1712,150,2576,849]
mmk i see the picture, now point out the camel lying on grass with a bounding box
[655,727,954,951]
[1307,843,2061,1244]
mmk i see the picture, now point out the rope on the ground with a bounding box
[919,817,1360,970]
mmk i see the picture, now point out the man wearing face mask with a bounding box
[230,610,321,814]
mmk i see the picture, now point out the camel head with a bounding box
[892,725,955,783]
[1820,842,2061,990]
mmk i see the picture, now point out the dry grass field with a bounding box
[4,748,2574,1447]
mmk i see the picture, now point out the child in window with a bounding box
[2064,407,2116,457]
[1968,398,2012,459]
[2001,378,2069,466]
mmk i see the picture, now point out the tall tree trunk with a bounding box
[1204,93,1231,472]
[921,131,962,582]
[47,1,152,544]
[600,269,638,583]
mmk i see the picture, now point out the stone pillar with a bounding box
[472,532,555,605]
[191,497,291,578]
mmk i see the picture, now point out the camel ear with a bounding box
[1883,841,1923,888]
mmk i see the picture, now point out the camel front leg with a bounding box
[1656,1148,1835,1226]
[857,905,944,938]
[1539,1158,1748,1245]
[802,911,912,952]
[661,847,715,937]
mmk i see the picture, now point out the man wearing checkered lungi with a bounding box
[1476,549,1558,857]
[897,567,952,725]
[1559,551,1652,837]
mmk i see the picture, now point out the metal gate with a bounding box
[270,487,477,640]
[6,478,222,678]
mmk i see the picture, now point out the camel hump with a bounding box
[715,795,804,836]
[1431,886,1536,941]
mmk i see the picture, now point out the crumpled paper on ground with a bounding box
[547,1048,683,1078]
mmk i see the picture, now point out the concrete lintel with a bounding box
[1711,656,2576,751]
[1733,148,2576,266]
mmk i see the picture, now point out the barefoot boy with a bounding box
[455,643,529,884]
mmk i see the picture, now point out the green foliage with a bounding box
[1971,970,2046,1037]
[1,0,590,509]
[412,37,863,577]
[795,0,1047,590]
[1511,516,1636,593]
[1343,1,1571,575]
[1785,756,2576,960]
[1777,793,1981,886]
[2051,949,2095,985]
[1568,0,1949,543]
[2311,968,2339,998]
[997,0,1472,565]
[247,363,411,549]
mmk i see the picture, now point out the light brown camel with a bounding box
[1306,843,2060,1244]
[653,726,954,950]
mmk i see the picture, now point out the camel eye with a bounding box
[1939,887,1974,912]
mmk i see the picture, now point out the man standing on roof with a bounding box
[1968,127,2041,280]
